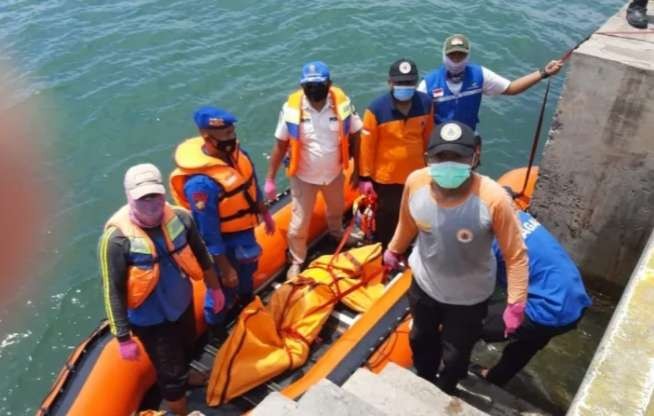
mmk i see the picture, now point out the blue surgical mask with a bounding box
[429,161,471,189]
[392,85,416,101]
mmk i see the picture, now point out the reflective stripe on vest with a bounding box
[283,86,352,176]
[424,64,484,130]
[169,137,260,233]
[104,204,204,309]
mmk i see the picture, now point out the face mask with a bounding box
[303,83,329,102]
[217,137,237,153]
[429,161,471,189]
[443,53,469,76]
[128,194,165,228]
[392,85,416,101]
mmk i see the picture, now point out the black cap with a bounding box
[427,121,477,157]
[389,58,418,83]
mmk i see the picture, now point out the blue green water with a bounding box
[0,1,624,414]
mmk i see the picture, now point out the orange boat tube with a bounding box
[39,177,357,416]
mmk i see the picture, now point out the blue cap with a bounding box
[300,61,330,84]
[193,106,238,129]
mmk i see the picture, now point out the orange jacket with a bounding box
[170,137,260,234]
[359,92,433,184]
[104,203,204,309]
[283,86,353,176]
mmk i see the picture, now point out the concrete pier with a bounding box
[530,3,654,287]
[567,228,654,415]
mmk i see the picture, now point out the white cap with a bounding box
[124,163,166,199]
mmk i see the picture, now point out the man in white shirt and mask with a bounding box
[418,34,563,132]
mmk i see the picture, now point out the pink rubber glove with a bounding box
[358,180,377,198]
[262,210,276,235]
[503,302,526,337]
[382,249,403,272]
[118,338,139,361]
[209,288,226,314]
[264,178,277,201]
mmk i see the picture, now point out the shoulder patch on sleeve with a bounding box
[192,192,208,210]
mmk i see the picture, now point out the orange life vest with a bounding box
[169,137,260,233]
[104,204,204,309]
[283,86,353,176]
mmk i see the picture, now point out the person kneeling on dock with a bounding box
[383,121,529,395]
[98,163,225,415]
[474,208,592,387]
[170,107,275,343]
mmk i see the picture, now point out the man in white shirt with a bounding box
[418,34,563,132]
[264,61,362,278]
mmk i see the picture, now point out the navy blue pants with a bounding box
[481,300,581,386]
[203,247,257,326]
[408,279,488,395]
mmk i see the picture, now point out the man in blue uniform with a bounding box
[418,34,564,132]
[476,209,592,386]
[170,107,275,342]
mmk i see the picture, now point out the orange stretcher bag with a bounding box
[206,244,383,406]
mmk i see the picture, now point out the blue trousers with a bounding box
[203,247,257,326]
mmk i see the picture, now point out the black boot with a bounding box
[627,3,649,29]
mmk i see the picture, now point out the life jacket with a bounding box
[283,86,353,176]
[423,63,484,130]
[170,137,260,233]
[104,204,204,309]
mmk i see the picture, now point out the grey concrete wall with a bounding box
[531,6,654,287]
[567,228,654,415]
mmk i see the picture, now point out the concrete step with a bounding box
[377,363,487,416]
[297,379,388,416]
[458,372,550,416]
[250,392,301,416]
[343,367,484,415]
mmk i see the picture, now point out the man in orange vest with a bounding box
[170,107,275,341]
[99,163,225,415]
[264,61,362,278]
[357,58,434,249]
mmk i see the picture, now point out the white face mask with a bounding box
[443,52,469,75]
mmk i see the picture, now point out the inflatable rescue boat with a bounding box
[38,167,537,416]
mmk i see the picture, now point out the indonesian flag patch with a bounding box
[432,88,444,98]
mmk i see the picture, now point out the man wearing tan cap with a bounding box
[419,34,563,132]
[98,163,224,415]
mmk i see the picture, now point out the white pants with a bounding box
[287,173,345,265]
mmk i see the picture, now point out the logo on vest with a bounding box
[456,228,474,244]
[440,123,462,142]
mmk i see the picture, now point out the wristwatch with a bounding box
[539,68,550,79]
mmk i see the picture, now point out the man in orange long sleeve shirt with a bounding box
[357,59,433,248]
[383,121,529,395]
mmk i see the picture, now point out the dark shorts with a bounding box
[131,305,196,401]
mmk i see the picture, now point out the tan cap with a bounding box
[124,163,166,199]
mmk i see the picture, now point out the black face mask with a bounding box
[302,83,329,102]
[216,138,237,154]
